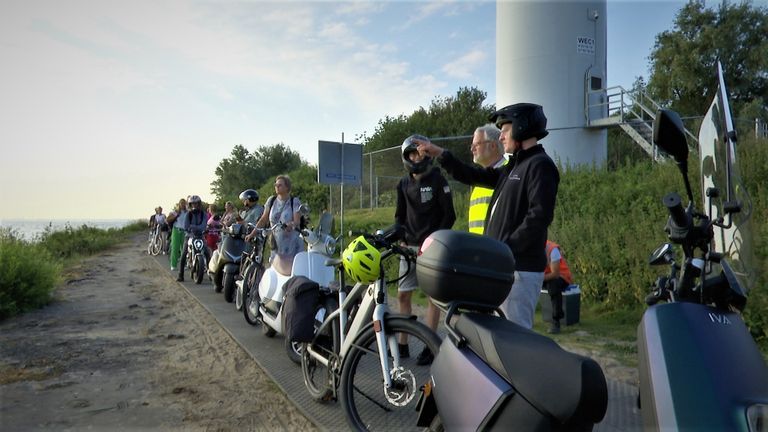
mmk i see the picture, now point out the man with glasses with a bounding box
[468,124,507,235]
[177,195,210,282]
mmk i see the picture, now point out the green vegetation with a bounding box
[0,221,145,320]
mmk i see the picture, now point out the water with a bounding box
[0,219,137,241]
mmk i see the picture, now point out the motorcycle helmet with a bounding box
[489,103,549,141]
[401,134,432,174]
[188,195,202,207]
[342,236,381,284]
[239,189,259,204]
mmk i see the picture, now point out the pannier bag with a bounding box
[283,275,320,342]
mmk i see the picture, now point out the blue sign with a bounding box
[318,140,363,185]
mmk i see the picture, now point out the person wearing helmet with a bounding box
[416,103,560,329]
[395,134,456,365]
[177,194,210,282]
[237,189,264,227]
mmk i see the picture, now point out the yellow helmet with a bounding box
[342,236,381,284]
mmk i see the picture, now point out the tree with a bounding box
[355,86,496,177]
[210,145,260,203]
[210,143,303,203]
[646,1,768,123]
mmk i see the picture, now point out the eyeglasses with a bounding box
[471,140,493,147]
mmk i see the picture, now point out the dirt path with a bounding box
[0,234,316,431]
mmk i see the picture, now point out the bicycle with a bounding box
[301,224,442,431]
[240,224,279,325]
[147,224,165,256]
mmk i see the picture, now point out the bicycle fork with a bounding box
[373,303,399,390]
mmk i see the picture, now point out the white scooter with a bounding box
[257,208,338,363]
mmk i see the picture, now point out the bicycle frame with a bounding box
[306,247,407,393]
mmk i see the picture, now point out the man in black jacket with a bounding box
[416,103,559,329]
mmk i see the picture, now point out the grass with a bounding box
[0,220,146,320]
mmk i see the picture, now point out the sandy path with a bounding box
[0,234,316,431]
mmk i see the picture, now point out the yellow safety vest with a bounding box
[468,157,508,235]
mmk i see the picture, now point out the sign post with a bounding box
[318,138,363,249]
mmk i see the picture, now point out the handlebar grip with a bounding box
[663,193,688,228]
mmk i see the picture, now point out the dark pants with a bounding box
[178,234,211,278]
[544,277,569,323]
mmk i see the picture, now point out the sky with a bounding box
[0,0,730,220]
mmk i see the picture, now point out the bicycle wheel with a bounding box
[243,264,264,325]
[302,297,341,401]
[340,316,442,431]
[150,234,162,256]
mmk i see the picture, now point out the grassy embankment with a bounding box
[0,221,146,320]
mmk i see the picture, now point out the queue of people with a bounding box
[149,174,307,282]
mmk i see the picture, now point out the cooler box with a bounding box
[540,285,580,326]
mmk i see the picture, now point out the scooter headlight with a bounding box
[325,237,337,256]
[747,403,768,431]
[193,239,204,250]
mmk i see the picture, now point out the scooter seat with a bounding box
[455,312,607,425]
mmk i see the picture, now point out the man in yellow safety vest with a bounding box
[468,124,508,234]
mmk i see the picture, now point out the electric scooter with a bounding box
[415,229,608,431]
[637,62,768,431]
[257,208,338,363]
[208,222,247,302]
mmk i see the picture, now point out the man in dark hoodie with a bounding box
[416,103,559,329]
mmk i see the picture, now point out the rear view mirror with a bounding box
[653,109,688,164]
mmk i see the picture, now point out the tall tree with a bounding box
[210,144,259,202]
[210,143,304,203]
[646,0,768,122]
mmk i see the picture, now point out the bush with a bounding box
[0,230,61,320]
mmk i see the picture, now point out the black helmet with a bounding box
[489,103,549,141]
[239,189,259,203]
[401,134,432,174]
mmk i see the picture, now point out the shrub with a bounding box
[0,230,61,319]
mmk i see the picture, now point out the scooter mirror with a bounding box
[298,204,311,216]
[653,109,688,165]
[648,243,674,266]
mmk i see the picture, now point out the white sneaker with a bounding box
[170,266,176,271]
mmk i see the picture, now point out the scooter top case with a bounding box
[430,312,607,431]
[638,302,768,431]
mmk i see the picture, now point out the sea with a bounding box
[0,219,137,242]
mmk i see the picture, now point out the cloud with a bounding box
[441,49,487,79]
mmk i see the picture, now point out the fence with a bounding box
[326,135,474,213]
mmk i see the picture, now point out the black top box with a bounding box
[417,230,515,308]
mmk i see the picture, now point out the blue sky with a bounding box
[1,0,738,219]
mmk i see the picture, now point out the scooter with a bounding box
[257,207,338,363]
[208,222,247,302]
[415,229,608,430]
[636,63,768,430]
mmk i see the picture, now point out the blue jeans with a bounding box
[500,271,544,329]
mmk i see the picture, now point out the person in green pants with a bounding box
[169,198,188,271]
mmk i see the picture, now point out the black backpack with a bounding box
[266,195,308,230]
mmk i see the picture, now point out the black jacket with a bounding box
[438,145,559,271]
[395,167,457,246]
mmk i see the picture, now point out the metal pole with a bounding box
[369,152,373,209]
[340,133,345,250]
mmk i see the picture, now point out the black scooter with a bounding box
[208,222,247,303]
[416,229,608,431]
[637,62,768,430]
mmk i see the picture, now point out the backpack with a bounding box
[266,195,308,230]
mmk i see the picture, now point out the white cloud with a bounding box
[441,49,487,79]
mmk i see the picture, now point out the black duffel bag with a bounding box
[283,275,320,343]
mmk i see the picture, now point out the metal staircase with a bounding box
[586,86,697,161]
